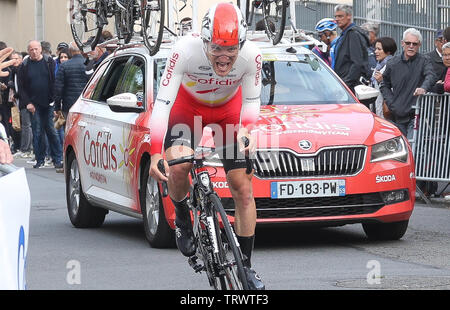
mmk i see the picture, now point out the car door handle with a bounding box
[102,127,111,134]
[78,121,87,128]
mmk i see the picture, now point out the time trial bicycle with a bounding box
[158,139,253,290]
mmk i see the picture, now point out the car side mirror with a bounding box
[106,93,144,113]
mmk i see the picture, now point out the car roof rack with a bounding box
[98,26,327,56]
[246,29,327,53]
[94,37,151,57]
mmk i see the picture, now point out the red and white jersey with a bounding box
[150,35,262,155]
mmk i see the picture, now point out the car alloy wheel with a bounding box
[68,157,81,217]
[65,151,107,228]
[141,160,175,248]
[146,176,160,236]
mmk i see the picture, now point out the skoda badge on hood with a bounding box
[299,140,312,151]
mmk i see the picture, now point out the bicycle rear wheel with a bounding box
[115,0,135,44]
[141,0,165,56]
[69,0,104,52]
[209,194,249,290]
[262,0,288,45]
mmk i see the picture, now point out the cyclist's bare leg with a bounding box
[165,145,194,201]
[227,168,264,289]
[226,168,256,237]
[165,145,196,257]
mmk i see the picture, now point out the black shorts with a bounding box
[164,132,247,174]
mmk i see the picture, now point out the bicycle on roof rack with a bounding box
[69,0,164,56]
[157,138,253,290]
[238,0,289,45]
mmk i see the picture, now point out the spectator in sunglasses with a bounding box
[380,28,436,139]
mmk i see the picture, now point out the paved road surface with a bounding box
[19,160,450,290]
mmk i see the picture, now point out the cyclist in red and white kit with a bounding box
[149,3,264,289]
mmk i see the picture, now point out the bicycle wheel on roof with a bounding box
[70,0,104,52]
[115,0,136,44]
[262,0,288,45]
[141,0,165,56]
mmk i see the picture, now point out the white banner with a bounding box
[0,167,31,290]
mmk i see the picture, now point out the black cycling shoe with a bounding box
[175,223,196,257]
[243,267,265,290]
[174,203,196,257]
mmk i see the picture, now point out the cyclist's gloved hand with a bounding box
[237,127,255,156]
[150,153,169,182]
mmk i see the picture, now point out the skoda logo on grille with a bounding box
[299,140,312,151]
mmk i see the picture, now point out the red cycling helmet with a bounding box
[201,3,247,48]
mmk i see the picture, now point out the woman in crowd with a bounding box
[370,36,397,118]
[57,48,71,66]
[54,47,71,150]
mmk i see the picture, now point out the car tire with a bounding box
[141,161,175,248]
[362,220,409,241]
[66,152,107,228]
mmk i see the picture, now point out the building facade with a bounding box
[0,0,351,53]
[0,0,241,52]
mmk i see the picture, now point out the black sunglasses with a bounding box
[403,41,419,47]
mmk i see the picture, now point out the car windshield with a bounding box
[260,53,357,106]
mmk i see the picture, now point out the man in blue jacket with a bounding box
[54,42,88,121]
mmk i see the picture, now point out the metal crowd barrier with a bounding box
[411,93,450,203]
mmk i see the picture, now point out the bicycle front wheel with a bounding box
[69,0,104,51]
[209,194,249,290]
[141,0,165,56]
[262,0,288,45]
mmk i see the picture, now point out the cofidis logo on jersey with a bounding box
[162,53,179,86]
[255,54,262,86]
[186,74,242,86]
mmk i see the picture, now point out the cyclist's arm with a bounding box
[149,49,185,156]
[238,48,262,153]
[240,50,262,131]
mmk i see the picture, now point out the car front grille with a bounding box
[222,193,385,219]
[253,147,366,179]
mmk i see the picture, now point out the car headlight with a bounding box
[370,137,408,163]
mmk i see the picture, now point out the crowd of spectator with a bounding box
[313,4,449,200]
[1,10,449,198]
[0,31,111,171]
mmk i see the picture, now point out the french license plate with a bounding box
[271,180,346,199]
